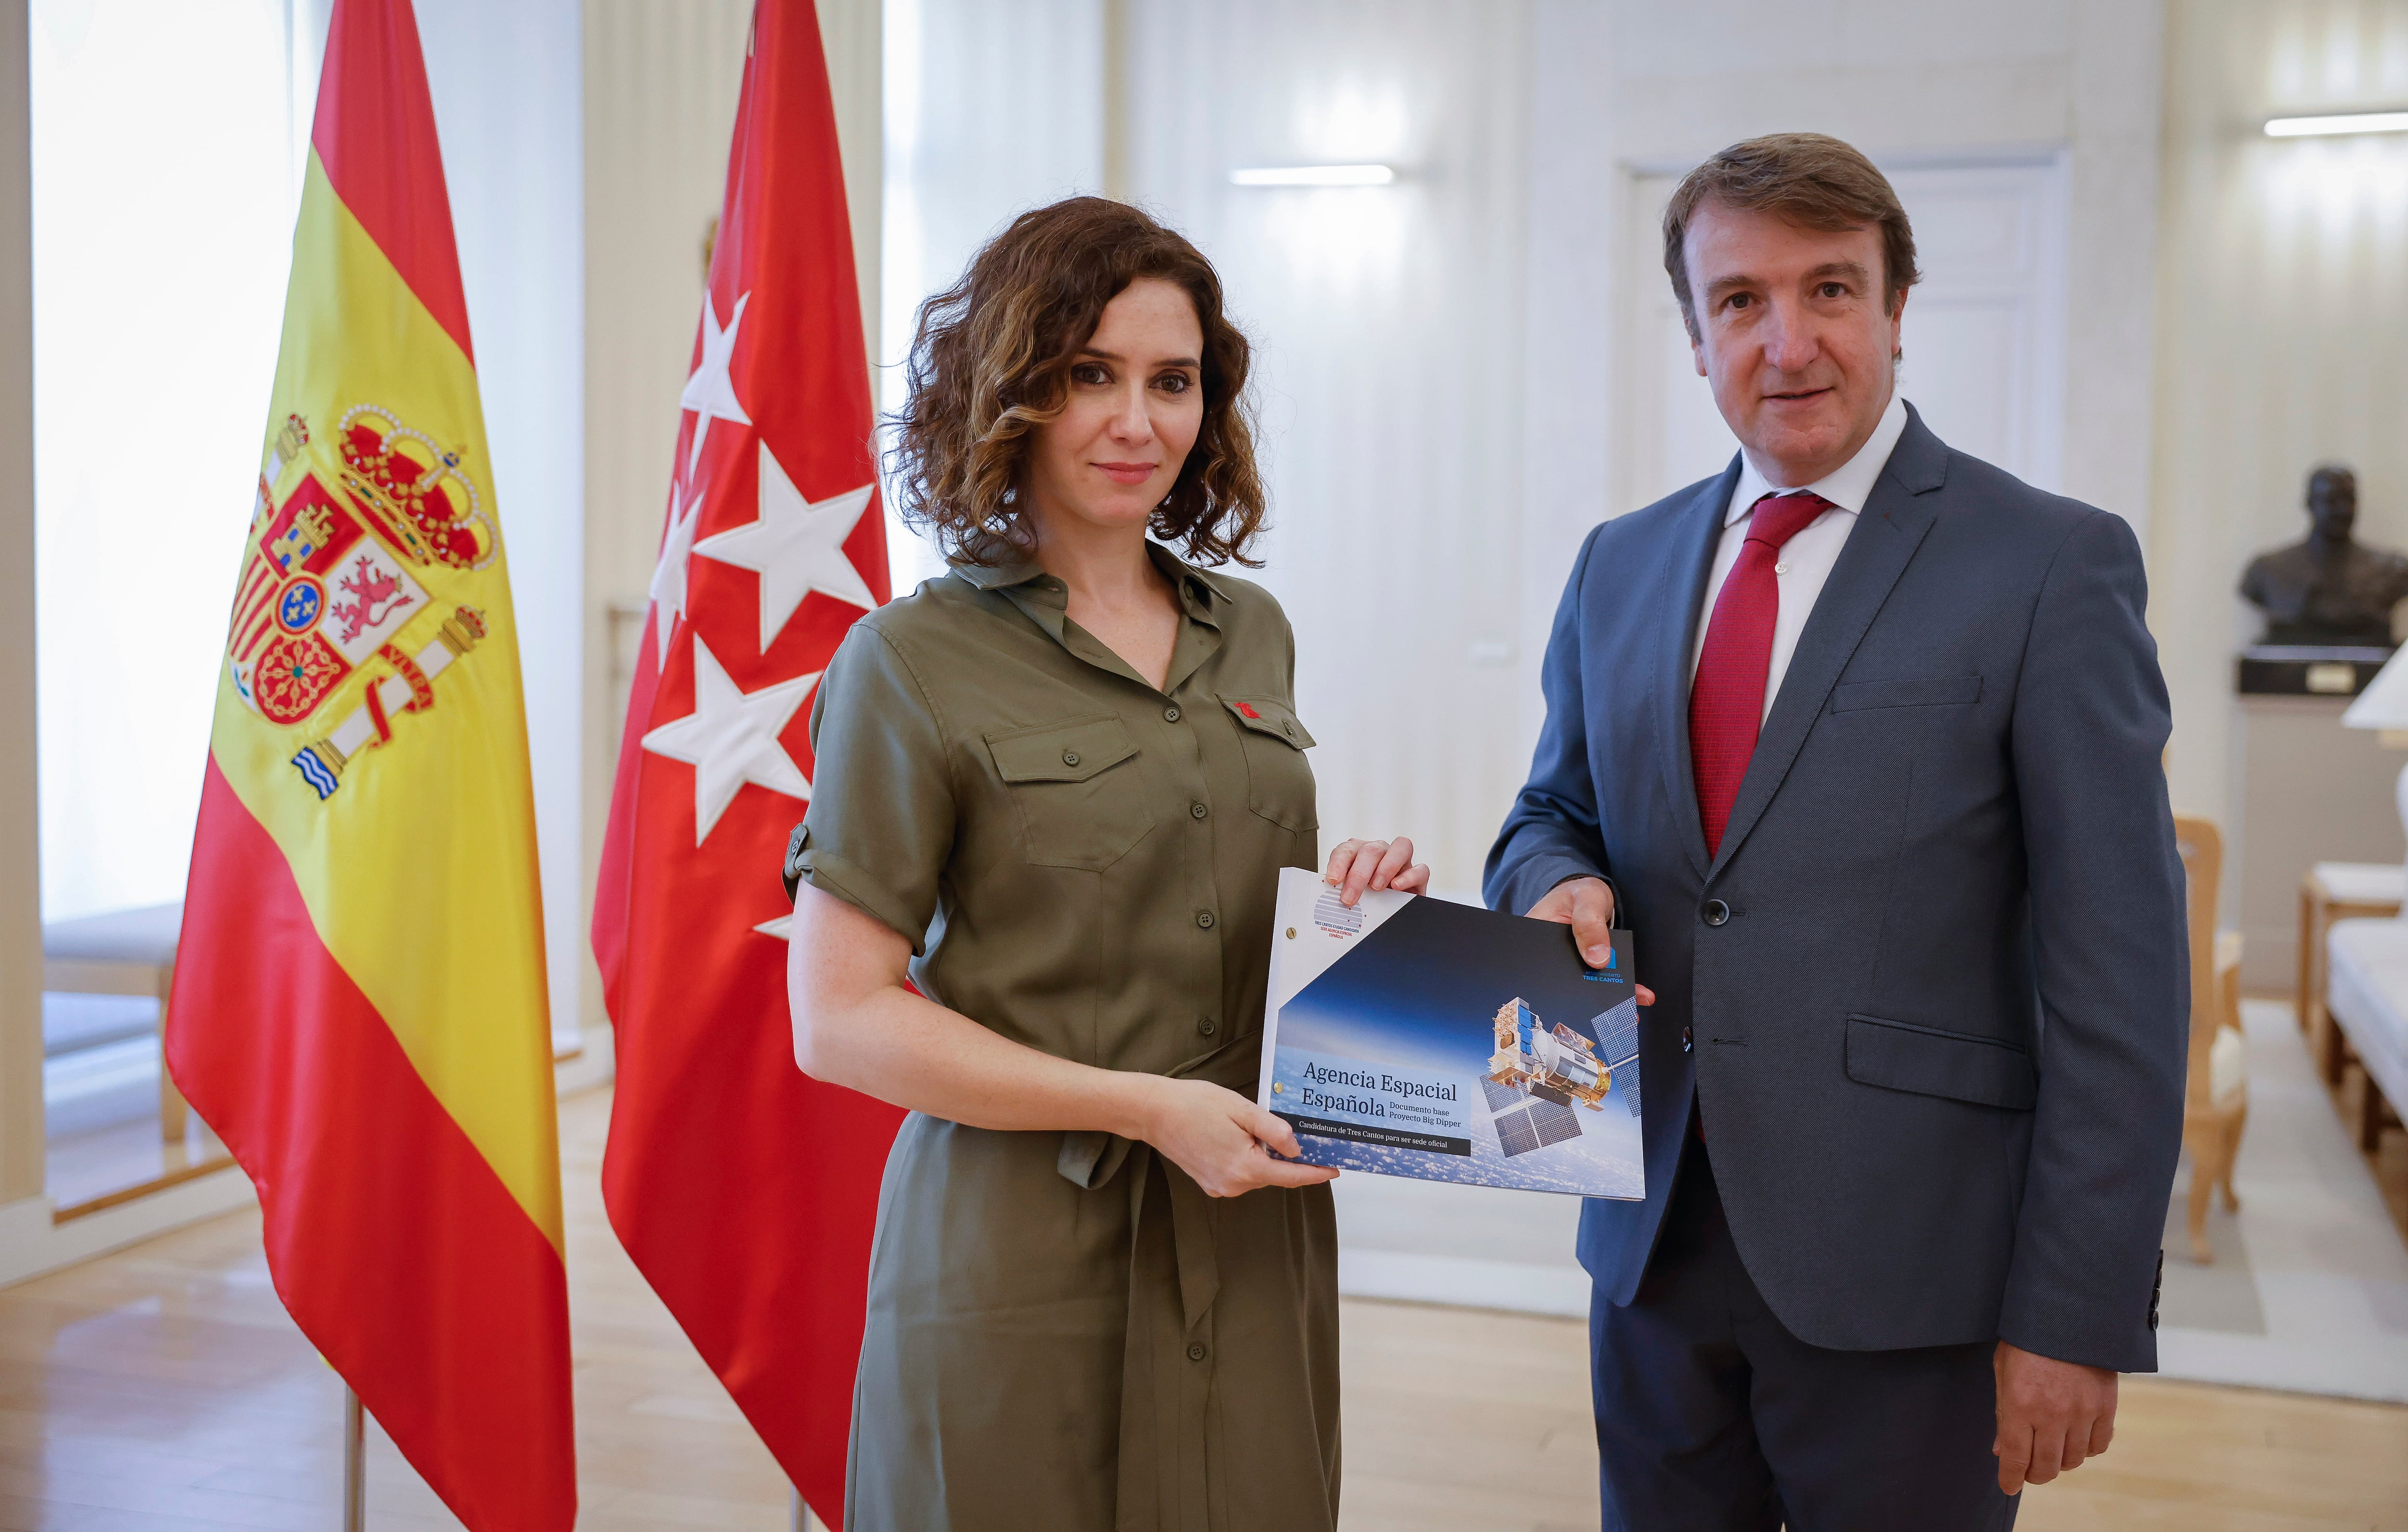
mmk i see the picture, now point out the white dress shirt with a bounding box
[1688,392,1911,720]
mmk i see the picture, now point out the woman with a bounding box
[784,196,1426,1531]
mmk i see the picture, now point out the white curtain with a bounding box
[31,0,309,923]
[33,0,586,1052]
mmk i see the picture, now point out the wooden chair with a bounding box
[2173,816,2248,1264]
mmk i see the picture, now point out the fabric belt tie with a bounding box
[1056,1131,1223,1332]
[1688,491,1832,858]
[1059,1130,1222,1531]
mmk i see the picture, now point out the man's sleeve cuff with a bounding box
[1505,854,1616,920]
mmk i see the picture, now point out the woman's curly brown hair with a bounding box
[885,196,1268,567]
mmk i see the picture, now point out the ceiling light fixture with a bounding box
[1228,164,1397,187]
[2264,111,2408,138]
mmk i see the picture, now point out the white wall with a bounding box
[2152,0,2408,834]
[1521,0,2165,768]
[26,0,588,1046]
[28,0,301,923]
[580,0,750,1042]
[1122,0,1536,898]
[1103,0,2163,897]
[881,0,1105,592]
[418,0,587,1047]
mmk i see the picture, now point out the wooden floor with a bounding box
[0,1085,2403,1530]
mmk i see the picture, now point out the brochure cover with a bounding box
[1256,867,1644,1199]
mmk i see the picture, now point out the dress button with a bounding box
[1682,1026,1694,1054]
[1061,750,1080,767]
[1195,910,1216,930]
[1191,801,1209,820]
[1198,1018,1218,1036]
[1701,899,1730,927]
[1187,1343,1208,1362]
[1164,706,1181,722]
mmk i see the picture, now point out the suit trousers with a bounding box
[1590,1136,2019,1532]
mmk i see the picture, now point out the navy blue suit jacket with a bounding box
[1484,406,2186,1373]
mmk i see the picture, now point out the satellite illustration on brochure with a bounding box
[1257,867,1645,1200]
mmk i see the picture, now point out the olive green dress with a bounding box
[792,543,1340,1532]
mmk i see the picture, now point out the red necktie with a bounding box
[1689,492,1832,858]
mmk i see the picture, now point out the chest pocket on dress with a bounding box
[1219,696,1318,833]
[986,714,1155,871]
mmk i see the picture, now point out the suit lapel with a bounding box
[1707,407,1950,878]
[1652,458,1741,883]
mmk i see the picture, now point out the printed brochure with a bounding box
[1256,867,1645,1199]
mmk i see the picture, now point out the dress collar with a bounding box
[949,541,1232,619]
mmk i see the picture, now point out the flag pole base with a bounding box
[343,1385,365,1531]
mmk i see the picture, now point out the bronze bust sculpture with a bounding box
[2239,467,2408,647]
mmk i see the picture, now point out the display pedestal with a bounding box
[2232,695,2406,992]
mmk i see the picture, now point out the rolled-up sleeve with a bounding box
[791,623,955,954]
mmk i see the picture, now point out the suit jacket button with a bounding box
[1701,899,1730,927]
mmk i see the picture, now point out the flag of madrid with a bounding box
[590,2,904,1523]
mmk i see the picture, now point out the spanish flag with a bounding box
[164,1,575,1527]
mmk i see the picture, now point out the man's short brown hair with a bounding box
[1662,133,1921,341]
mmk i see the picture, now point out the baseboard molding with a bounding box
[1338,1258,2408,1404]
[554,1022,616,1097]
[0,1163,256,1289]
[1337,1247,1593,1319]
[2157,1324,2408,1404]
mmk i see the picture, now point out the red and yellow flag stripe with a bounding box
[167,1,573,1526]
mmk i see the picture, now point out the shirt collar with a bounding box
[1726,390,1911,526]
[948,553,1048,591]
[950,541,1228,620]
[1147,540,1233,621]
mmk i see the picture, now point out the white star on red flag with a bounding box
[639,634,820,844]
[680,289,752,473]
[646,483,700,665]
[692,441,876,651]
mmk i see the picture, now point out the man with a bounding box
[1485,133,2186,1529]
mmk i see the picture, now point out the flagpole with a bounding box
[343,1385,365,1531]
[789,1485,805,1532]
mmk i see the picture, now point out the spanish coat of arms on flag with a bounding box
[166,0,577,1527]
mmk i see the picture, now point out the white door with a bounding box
[1616,157,2070,512]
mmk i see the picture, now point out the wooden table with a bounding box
[2301,862,2407,1078]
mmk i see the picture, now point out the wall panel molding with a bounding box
[0,0,39,1206]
